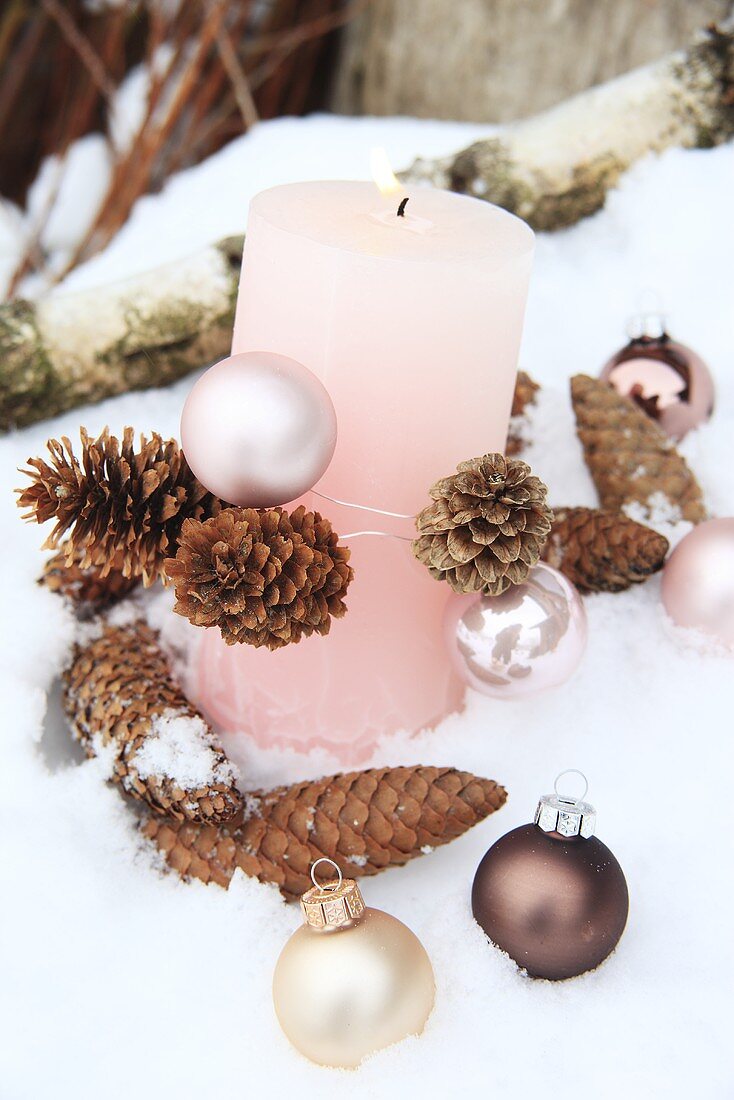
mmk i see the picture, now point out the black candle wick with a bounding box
[397,196,409,218]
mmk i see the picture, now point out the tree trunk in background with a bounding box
[332,0,731,122]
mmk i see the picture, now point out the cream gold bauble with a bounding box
[272,859,435,1068]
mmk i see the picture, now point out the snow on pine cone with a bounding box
[412,453,553,595]
[165,505,353,649]
[63,621,242,824]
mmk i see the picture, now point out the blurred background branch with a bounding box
[0,0,364,297]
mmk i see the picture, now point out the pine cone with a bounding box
[17,427,220,584]
[42,544,139,617]
[412,453,553,595]
[63,620,242,823]
[142,765,507,900]
[542,507,669,593]
[507,370,540,455]
[571,375,706,524]
[165,505,353,649]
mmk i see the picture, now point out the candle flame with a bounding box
[370,147,401,195]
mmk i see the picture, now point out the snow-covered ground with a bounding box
[1,116,733,1099]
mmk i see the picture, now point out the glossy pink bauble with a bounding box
[661,518,734,646]
[443,563,587,698]
[181,351,337,507]
[600,335,714,441]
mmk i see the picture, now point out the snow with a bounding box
[1,115,734,1099]
[132,709,238,789]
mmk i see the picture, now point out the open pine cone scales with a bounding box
[64,621,242,823]
[413,453,553,595]
[543,507,669,592]
[166,505,353,649]
[17,427,220,584]
[143,765,507,900]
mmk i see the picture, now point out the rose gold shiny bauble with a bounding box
[472,824,629,980]
[181,351,337,507]
[600,334,714,440]
[661,518,734,646]
[443,563,587,699]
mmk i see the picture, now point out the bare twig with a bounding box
[213,5,260,130]
[41,0,116,102]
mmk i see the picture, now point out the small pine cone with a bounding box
[413,453,553,595]
[142,765,508,900]
[63,621,242,823]
[165,505,353,649]
[42,544,139,617]
[17,427,221,584]
[507,370,540,456]
[542,507,669,593]
[571,375,706,524]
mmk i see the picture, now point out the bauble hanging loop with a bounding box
[472,772,629,980]
[273,858,435,1067]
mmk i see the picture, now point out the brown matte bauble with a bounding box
[472,824,629,980]
[600,333,714,440]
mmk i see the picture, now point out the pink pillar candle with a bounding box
[193,181,534,762]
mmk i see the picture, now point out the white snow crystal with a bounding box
[132,709,237,788]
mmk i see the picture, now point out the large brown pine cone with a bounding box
[165,505,353,649]
[412,453,553,595]
[542,506,669,593]
[17,427,220,584]
[143,765,507,900]
[571,375,706,524]
[64,620,242,823]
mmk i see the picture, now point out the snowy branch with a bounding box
[0,237,242,431]
[400,23,734,229]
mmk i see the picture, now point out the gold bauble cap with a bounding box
[300,859,366,930]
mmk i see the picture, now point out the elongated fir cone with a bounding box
[571,375,706,524]
[542,506,669,593]
[17,427,221,585]
[143,765,507,900]
[64,621,242,823]
[507,370,540,455]
[413,453,552,595]
[42,544,139,616]
[166,506,353,649]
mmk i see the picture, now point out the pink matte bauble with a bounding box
[600,335,714,441]
[443,563,587,698]
[661,518,734,646]
[181,352,337,507]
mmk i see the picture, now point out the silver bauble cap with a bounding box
[534,769,596,839]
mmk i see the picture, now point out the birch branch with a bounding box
[0,236,242,431]
[400,23,734,229]
[1,26,732,431]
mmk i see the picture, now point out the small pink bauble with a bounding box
[600,334,714,441]
[181,351,337,507]
[443,563,587,699]
[661,518,734,646]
